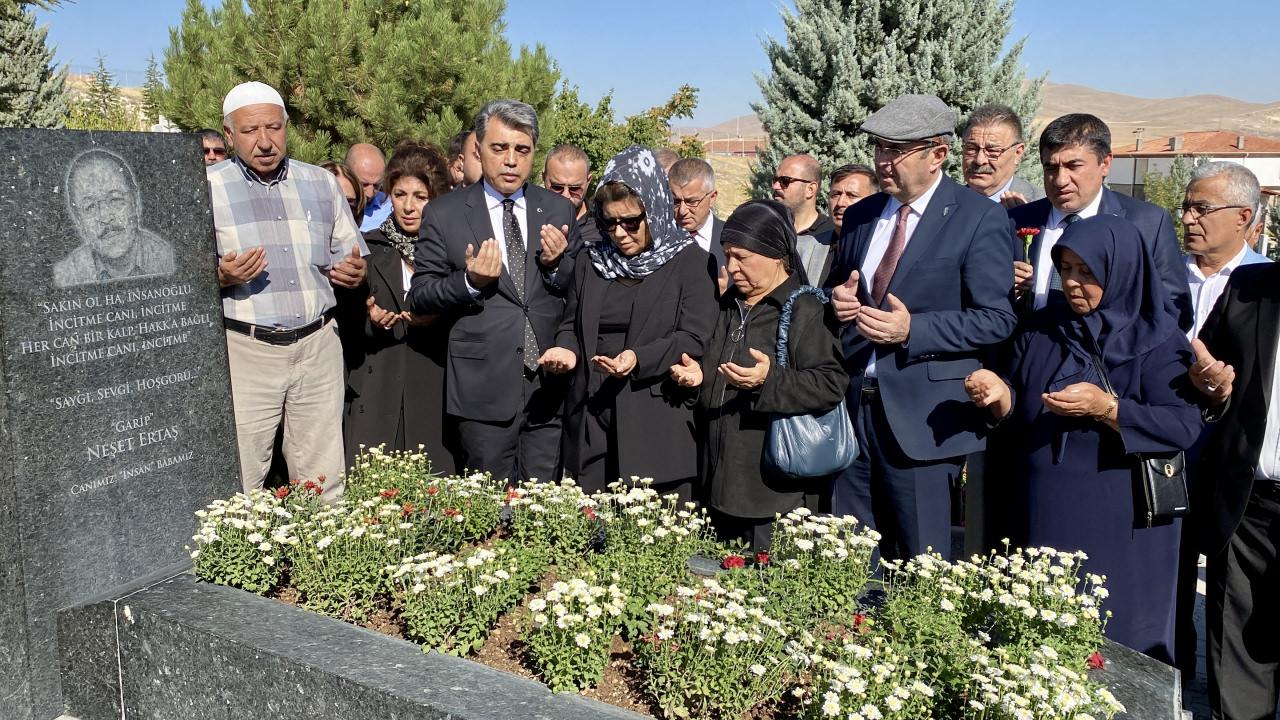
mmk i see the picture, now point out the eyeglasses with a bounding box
[772,175,816,189]
[873,143,936,161]
[548,182,586,196]
[672,191,712,209]
[598,213,646,233]
[961,143,1021,160]
[1179,201,1247,218]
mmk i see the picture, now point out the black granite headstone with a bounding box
[0,129,239,720]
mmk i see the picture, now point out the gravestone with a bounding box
[0,129,239,720]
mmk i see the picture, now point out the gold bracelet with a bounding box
[1100,397,1117,420]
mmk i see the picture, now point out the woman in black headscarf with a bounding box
[966,214,1201,662]
[539,145,717,498]
[669,199,848,550]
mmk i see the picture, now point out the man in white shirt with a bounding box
[668,157,724,272]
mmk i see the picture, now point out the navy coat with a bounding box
[826,176,1018,461]
[1010,188,1192,331]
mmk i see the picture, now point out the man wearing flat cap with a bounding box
[827,93,1017,561]
[208,80,369,502]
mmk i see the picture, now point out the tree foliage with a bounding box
[1141,155,1206,247]
[542,83,700,175]
[159,0,560,163]
[750,0,1043,196]
[141,53,163,125]
[0,0,67,128]
[65,54,137,131]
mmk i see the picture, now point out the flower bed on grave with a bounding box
[187,447,1126,720]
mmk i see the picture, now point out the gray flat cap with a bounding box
[860,94,957,142]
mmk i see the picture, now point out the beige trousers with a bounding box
[225,321,345,501]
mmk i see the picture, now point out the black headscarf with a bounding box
[720,199,809,285]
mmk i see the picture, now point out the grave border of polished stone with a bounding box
[58,572,648,720]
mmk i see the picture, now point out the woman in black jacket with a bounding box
[340,142,456,472]
[540,146,717,498]
[670,199,847,550]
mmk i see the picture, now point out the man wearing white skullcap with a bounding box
[208,80,369,502]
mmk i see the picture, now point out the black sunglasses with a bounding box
[772,175,816,189]
[598,213,646,233]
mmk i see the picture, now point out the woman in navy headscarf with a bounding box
[966,214,1202,662]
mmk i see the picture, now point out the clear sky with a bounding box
[35,0,1280,127]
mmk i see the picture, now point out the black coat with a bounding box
[339,230,455,472]
[556,245,717,490]
[697,273,848,517]
[408,182,581,422]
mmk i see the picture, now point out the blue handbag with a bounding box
[765,287,858,478]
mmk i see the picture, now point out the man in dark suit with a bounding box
[409,99,581,484]
[669,157,725,278]
[1010,113,1191,330]
[960,103,1045,207]
[828,94,1017,561]
[1189,263,1280,719]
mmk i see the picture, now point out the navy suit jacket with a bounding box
[1011,188,1192,331]
[408,182,581,422]
[827,177,1018,461]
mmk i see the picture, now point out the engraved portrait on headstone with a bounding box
[53,148,176,288]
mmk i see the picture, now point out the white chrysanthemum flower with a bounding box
[574,632,592,649]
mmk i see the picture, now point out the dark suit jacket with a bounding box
[555,245,717,482]
[408,182,581,422]
[826,177,1018,461]
[1196,263,1280,554]
[1011,188,1192,331]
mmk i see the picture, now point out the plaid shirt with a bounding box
[208,157,367,329]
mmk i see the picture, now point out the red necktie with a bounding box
[871,204,912,305]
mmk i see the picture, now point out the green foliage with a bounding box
[543,83,699,178]
[141,53,163,125]
[159,0,559,163]
[1142,155,1207,247]
[65,54,137,131]
[1267,204,1280,261]
[523,576,626,692]
[750,0,1044,196]
[0,1,67,128]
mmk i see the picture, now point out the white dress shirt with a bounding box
[690,211,715,253]
[1186,244,1252,340]
[466,181,528,296]
[985,175,1016,202]
[1255,330,1280,481]
[859,172,943,377]
[1031,189,1104,311]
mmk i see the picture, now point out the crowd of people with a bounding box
[204,80,1279,718]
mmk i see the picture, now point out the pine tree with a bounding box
[66,54,136,131]
[750,0,1043,196]
[0,1,68,128]
[141,53,163,125]
[159,0,560,163]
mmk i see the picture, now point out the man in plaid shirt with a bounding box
[208,81,368,501]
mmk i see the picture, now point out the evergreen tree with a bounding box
[66,54,136,131]
[0,0,67,128]
[543,84,699,174]
[141,53,163,125]
[159,0,560,163]
[750,0,1043,196]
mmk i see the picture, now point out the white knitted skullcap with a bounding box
[222,81,285,117]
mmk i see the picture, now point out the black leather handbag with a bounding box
[1090,353,1189,528]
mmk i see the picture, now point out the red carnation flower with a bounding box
[755,551,770,566]
[427,486,440,496]
[379,488,400,499]
[852,613,866,628]
[401,503,416,517]
[722,554,746,570]
[1088,651,1105,670]
[443,507,461,517]
[581,506,598,520]
[273,486,290,500]
[1016,227,1041,237]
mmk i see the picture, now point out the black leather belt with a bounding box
[860,376,879,396]
[224,313,332,346]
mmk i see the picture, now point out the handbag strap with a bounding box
[1087,350,1117,397]
[775,286,829,369]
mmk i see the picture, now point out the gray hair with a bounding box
[668,157,716,192]
[1190,161,1260,209]
[546,143,590,170]
[474,99,539,146]
[963,104,1024,143]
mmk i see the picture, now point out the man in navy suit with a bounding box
[409,99,581,484]
[1010,113,1191,330]
[827,94,1018,561]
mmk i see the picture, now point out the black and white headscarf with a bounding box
[587,145,693,280]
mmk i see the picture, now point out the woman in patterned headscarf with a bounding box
[539,145,717,498]
[339,141,457,471]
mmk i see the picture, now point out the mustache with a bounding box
[968,164,996,175]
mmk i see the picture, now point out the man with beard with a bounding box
[542,144,599,246]
[961,104,1043,207]
[55,148,176,288]
[772,153,838,286]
